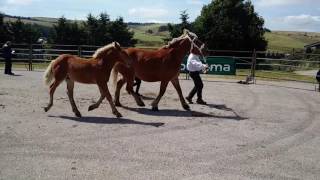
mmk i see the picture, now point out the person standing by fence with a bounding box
[185,47,208,105]
[316,69,320,92]
[2,41,15,75]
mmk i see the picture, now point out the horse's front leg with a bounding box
[171,77,190,111]
[151,81,169,111]
[66,78,82,117]
[98,82,122,118]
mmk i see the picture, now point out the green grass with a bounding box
[1,62,315,83]
[236,69,315,83]
[129,24,169,47]
[265,31,320,52]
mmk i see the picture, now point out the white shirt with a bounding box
[186,53,206,72]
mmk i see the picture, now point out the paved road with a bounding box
[1,71,320,180]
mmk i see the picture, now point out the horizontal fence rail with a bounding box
[1,43,320,84]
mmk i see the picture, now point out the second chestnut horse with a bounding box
[89,29,206,111]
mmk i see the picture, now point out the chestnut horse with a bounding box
[43,42,131,118]
[88,30,206,111]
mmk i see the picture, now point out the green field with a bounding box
[1,62,316,83]
[265,31,320,52]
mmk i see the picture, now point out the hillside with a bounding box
[265,31,320,52]
[3,15,320,51]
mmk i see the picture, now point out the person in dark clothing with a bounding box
[316,70,320,92]
[185,47,208,105]
[2,41,15,75]
[133,77,142,96]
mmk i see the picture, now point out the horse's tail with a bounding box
[43,60,55,86]
[111,65,119,87]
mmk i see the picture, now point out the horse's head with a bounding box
[93,42,132,68]
[112,42,132,68]
[183,29,208,60]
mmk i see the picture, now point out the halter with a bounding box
[186,33,207,63]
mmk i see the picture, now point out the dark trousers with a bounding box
[4,58,12,74]
[133,77,141,94]
[188,71,203,100]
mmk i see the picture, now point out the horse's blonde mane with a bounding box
[93,42,116,58]
[164,29,198,48]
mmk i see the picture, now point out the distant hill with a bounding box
[3,14,320,51]
[265,31,320,52]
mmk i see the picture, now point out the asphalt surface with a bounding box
[0,70,320,180]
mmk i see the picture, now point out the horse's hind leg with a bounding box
[66,78,81,117]
[171,77,190,111]
[88,94,104,111]
[44,80,61,112]
[126,79,145,107]
[151,81,169,111]
[114,78,126,107]
[98,82,122,118]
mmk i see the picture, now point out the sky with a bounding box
[0,0,319,32]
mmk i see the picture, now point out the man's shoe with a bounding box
[185,96,193,104]
[8,72,15,75]
[196,99,207,105]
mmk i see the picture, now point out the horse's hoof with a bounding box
[44,107,49,112]
[88,106,95,111]
[75,112,82,118]
[114,112,122,118]
[151,107,159,111]
[183,104,191,111]
[115,102,122,107]
[137,101,145,107]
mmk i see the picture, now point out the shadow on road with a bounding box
[121,105,247,121]
[49,115,164,127]
[257,82,316,92]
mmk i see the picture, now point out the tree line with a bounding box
[0,12,136,47]
[168,0,268,51]
[2,0,268,51]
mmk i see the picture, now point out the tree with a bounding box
[167,10,192,39]
[84,14,99,45]
[108,17,136,47]
[7,18,41,43]
[52,16,69,44]
[0,13,12,42]
[193,0,267,51]
[49,13,137,46]
[51,16,86,45]
[96,13,112,45]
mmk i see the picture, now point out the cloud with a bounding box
[270,14,320,32]
[284,14,320,25]
[6,0,39,6]
[186,0,203,5]
[256,0,307,7]
[128,7,168,18]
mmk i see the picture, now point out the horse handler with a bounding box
[2,41,15,75]
[185,47,208,105]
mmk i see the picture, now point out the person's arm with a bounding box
[189,59,205,71]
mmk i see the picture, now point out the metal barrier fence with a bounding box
[1,43,320,84]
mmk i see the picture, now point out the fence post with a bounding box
[250,49,257,84]
[28,44,33,71]
[78,45,82,57]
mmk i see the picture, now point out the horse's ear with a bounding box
[183,29,190,35]
[114,41,121,50]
